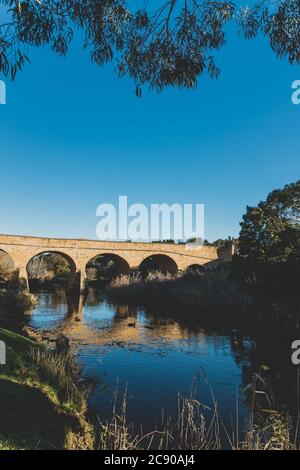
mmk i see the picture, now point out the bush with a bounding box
[1,290,37,315]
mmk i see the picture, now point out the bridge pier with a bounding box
[79,270,87,294]
[17,267,29,291]
[66,269,87,294]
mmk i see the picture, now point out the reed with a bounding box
[97,371,300,450]
[29,347,88,413]
[109,270,254,315]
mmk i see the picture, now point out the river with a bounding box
[25,286,299,438]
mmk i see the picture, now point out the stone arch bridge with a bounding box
[0,234,233,291]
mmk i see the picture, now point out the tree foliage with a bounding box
[239,181,300,263]
[0,1,300,91]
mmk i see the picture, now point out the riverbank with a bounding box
[0,327,94,449]
[1,284,300,450]
[1,323,298,450]
[107,268,300,329]
[0,323,298,450]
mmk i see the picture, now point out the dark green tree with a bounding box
[1,1,300,91]
[49,254,71,280]
[239,181,300,263]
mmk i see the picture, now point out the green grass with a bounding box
[0,327,93,450]
[0,327,37,348]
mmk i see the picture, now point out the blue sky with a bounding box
[0,23,299,242]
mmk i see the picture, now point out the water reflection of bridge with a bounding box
[30,288,228,350]
[27,287,300,427]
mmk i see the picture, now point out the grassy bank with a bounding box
[0,327,94,450]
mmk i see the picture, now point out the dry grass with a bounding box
[242,413,295,450]
[97,385,221,450]
[238,369,297,450]
[108,269,299,323]
[97,372,300,450]
[108,269,254,315]
[98,385,143,450]
[110,271,175,288]
[29,347,88,413]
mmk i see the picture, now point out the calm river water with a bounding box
[26,287,299,434]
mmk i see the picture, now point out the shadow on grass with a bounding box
[0,379,79,450]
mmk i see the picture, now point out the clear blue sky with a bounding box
[0,26,299,242]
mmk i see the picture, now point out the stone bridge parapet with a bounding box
[0,234,233,291]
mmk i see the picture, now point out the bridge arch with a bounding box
[186,264,204,274]
[26,251,77,285]
[139,254,178,276]
[85,253,130,281]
